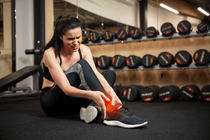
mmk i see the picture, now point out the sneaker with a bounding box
[80,106,98,123]
[103,106,148,128]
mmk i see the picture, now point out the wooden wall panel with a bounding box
[45,0,54,45]
[89,36,210,89]
[0,1,12,79]
[3,2,11,50]
[0,50,12,78]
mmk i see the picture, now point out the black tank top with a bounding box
[43,48,82,82]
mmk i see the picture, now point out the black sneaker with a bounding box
[103,106,148,128]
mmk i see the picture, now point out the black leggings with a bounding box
[40,60,116,117]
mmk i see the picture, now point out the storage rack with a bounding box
[90,31,210,71]
[86,31,210,46]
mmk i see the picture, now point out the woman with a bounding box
[40,15,147,128]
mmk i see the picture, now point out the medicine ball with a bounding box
[140,85,160,102]
[193,49,210,66]
[197,22,209,34]
[89,31,101,42]
[97,55,112,69]
[177,20,192,35]
[200,85,210,102]
[180,85,200,101]
[117,29,127,40]
[112,55,127,69]
[130,28,144,39]
[158,85,180,102]
[142,54,158,68]
[158,52,175,67]
[161,22,176,36]
[93,57,98,67]
[175,50,192,67]
[146,27,159,38]
[113,85,124,97]
[118,85,142,102]
[102,30,116,41]
[126,55,142,69]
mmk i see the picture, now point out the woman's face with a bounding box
[60,27,82,52]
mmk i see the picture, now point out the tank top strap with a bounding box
[78,48,82,60]
[58,53,62,65]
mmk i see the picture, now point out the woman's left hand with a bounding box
[108,90,122,106]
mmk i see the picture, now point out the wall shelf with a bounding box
[86,31,210,46]
[97,63,210,71]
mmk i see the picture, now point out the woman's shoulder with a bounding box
[44,47,56,56]
[80,44,91,52]
[43,47,57,64]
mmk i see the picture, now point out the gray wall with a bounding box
[16,0,34,89]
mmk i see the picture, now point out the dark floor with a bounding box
[0,95,210,140]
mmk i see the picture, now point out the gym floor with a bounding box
[0,95,209,140]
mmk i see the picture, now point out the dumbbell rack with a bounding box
[85,31,210,46]
[97,63,210,72]
[93,30,210,71]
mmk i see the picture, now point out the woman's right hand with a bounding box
[89,91,110,119]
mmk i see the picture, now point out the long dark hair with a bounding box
[44,15,82,57]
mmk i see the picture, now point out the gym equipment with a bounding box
[158,85,180,102]
[112,55,127,69]
[145,27,159,38]
[118,85,143,102]
[129,28,144,39]
[175,50,192,67]
[126,55,142,69]
[0,48,43,98]
[89,31,101,42]
[193,49,210,66]
[82,33,89,44]
[97,55,112,69]
[0,66,42,98]
[161,22,176,36]
[197,22,210,34]
[113,85,124,97]
[177,20,192,35]
[200,85,210,102]
[180,85,200,101]
[142,54,158,68]
[102,30,116,41]
[158,52,175,67]
[93,57,98,67]
[140,85,160,102]
[117,29,127,40]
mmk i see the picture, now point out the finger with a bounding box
[116,97,122,104]
[111,98,116,106]
[101,93,110,102]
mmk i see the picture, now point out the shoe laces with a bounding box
[118,105,133,117]
[120,94,133,116]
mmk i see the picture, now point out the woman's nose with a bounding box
[72,39,78,44]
